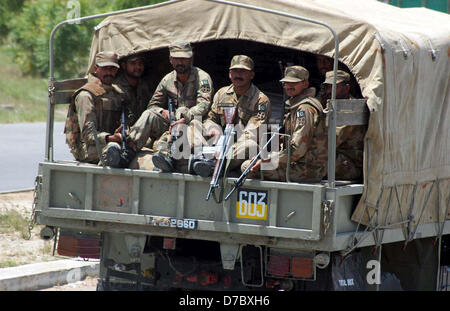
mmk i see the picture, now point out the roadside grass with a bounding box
[0,209,29,239]
[0,46,67,123]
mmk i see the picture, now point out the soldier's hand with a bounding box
[208,128,222,145]
[114,125,123,134]
[161,109,170,120]
[107,132,123,143]
[170,118,186,135]
[250,159,262,173]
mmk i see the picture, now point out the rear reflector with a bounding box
[267,253,314,279]
[267,255,290,277]
[291,257,314,278]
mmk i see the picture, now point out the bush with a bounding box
[6,0,163,80]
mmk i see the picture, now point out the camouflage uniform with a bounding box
[204,56,271,172]
[114,72,152,125]
[65,63,130,164]
[128,67,213,154]
[244,66,328,182]
[322,70,365,180]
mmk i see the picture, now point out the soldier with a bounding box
[323,70,365,181]
[64,51,131,166]
[115,54,152,125]
[109,40,213,170]
[312,54,334,106]
[249,66,328,182]
[193,55,272,177]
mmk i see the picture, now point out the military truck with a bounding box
[32,0,450,291]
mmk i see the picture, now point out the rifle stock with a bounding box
[205,107,237,201]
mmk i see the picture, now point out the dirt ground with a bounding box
[0,191,56,267]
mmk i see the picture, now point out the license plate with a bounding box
[147,216,198,230]
[236,189,268,220]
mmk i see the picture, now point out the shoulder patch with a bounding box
[200,79,211,93]
[297,109,306,127]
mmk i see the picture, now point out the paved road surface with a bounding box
[0,122,73,192]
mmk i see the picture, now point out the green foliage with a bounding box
[6,0,164,79]
[0,0,26,39]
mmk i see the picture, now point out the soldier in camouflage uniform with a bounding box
[64,51,131,166]
[193,55,272,177]
[110,41,213,170]
[249,66,328,182]
[115,54,152,125]
[323,70,365,181]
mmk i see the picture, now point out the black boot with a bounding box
[117,148,137,168]
[193,159,216,177]
[152,153,174,172]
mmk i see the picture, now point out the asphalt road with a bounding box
[0,122,73,192]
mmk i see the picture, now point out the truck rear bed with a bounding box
[35,161,448,253]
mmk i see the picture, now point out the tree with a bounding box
[0,0,26,40]
[6,0,164,79]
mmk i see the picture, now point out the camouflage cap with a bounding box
[229,55,254,71]
[122,53,145,62]
[95,51,119,68]
[280,66,309,83]
[323,70,350,84]
[169,41,193,58]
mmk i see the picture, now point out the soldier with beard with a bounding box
[108,41,213,170]
[115,54,152,125]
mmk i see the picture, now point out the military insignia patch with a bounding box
[257,112,266,120]
[200,80,211,93]
[297,110,306,127]
[297,110,305,118]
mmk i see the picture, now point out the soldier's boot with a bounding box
[193,159,216,177]
[152,153,174,172]
[104,143,122,168]
[117,148,137,168]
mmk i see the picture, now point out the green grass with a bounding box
[0,46,67,123]
[0,259,20,268]
[0,209,29,239]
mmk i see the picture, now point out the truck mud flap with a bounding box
[56,229,101,259]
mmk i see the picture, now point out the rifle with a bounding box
[224,130,280,201]
[278,60,286,104]
[205,107,237,201]
[168,98,176,142]
[120,102,127,152]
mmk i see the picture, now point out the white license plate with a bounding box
[236,189,268,220]
[148,216,198,230]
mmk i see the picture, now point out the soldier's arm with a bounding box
[184,73,213,123]
[204,91,223,128]
[269,105,316,166]
[239,94,272,143]
[147,77,168,114]
[75,91,109,146]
